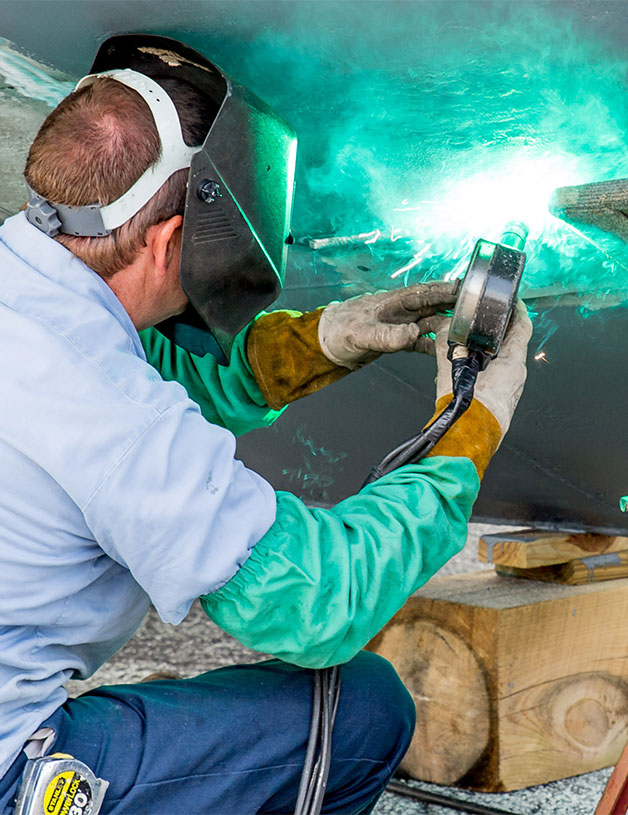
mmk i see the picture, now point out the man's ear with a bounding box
[148,215,183,278]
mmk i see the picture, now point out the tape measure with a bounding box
[14,753,108,815]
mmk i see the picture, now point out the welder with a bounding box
[0,35,532,815]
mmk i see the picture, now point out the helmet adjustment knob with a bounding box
[197,179,221,204]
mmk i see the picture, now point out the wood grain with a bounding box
[495,550,628,585]
[478,530,628,569]
[368,572,628,791]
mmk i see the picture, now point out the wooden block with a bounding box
[479,529,628,568]
[496,551,628,585]
[368,572,628,791]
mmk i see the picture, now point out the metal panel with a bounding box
[236,251,628,532]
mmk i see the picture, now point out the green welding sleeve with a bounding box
[139,324,285,436]
[201,455,479,668]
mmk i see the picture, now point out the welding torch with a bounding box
[364,220,528,485]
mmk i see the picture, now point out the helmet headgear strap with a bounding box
[25,68,196,237]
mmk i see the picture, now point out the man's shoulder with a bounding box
[0,291,187,418]
[0,234,197,505]
[0,221,187,417]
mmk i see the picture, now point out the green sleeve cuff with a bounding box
[201,456,480,667]
[140,322,286,436]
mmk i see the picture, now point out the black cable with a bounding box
[308,666,340,815]
[295,348,483,815]
[294,666,342,815]
[294,671,323,815]
[304,672,330,815]
[363,350,483,486]
[301,669,329,815]
[387,779,522,815]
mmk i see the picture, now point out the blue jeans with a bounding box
[0,652,415,814]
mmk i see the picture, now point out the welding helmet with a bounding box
[25,34,297,363]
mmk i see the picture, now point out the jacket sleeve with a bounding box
[139,323,285,437]
[83,398,277,625]
[201,455,479,668]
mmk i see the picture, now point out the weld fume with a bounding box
[1,2,628,300]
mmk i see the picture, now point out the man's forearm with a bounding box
[201,455,479,668]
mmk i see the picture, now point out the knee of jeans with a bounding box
[342,651,416,765]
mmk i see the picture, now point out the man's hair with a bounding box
[24,76,213,278]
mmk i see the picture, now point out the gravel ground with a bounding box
[63,522,612,814]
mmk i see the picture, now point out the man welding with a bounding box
[0,35,532,815]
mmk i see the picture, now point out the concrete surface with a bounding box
[64,523,613,814]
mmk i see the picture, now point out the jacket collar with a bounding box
[0,212,145,358]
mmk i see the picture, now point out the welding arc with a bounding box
[293,666,341,815]
[363,351,482,486]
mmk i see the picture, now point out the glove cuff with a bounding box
[472,369,526,439]
[424,395,503,479]
[247,309,351,409]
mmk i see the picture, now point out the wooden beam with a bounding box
[368,572,628,791]
[478,530,628,569]
[496,551,628,585]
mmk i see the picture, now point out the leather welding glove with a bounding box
[318,282,458,369]
[426,299,533,477]
[247,282,456,410]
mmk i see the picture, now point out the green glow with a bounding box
[2,3,628,309]
[621,496,628,513]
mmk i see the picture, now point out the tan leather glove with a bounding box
[247,309,350,410]
[426,300,533,477]
[247,283,456,410]
[318,282,457,370]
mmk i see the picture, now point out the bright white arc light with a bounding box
[387,150,592,281]
[423,151,586,243]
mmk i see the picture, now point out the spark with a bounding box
[443,257,468,281]
[534,351,549,363]
[418,152,584,241]
[391,254,424,278]
[561,222,628,275]
[384,149,603,288]
[363,229,381,245]
[392,201,438,212]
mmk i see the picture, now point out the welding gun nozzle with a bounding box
[499,220,528,252]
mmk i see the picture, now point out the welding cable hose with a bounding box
[387,779,521,815]
[363,350,483,486]
[364,300,532,485]
[294,666,341,815]
[294,671,323,815]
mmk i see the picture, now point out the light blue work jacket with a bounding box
[0,213,276,779]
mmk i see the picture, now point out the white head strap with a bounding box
[25,68,197,237]
[75,68,197,230]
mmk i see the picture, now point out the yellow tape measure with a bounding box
[14,754,108,815]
